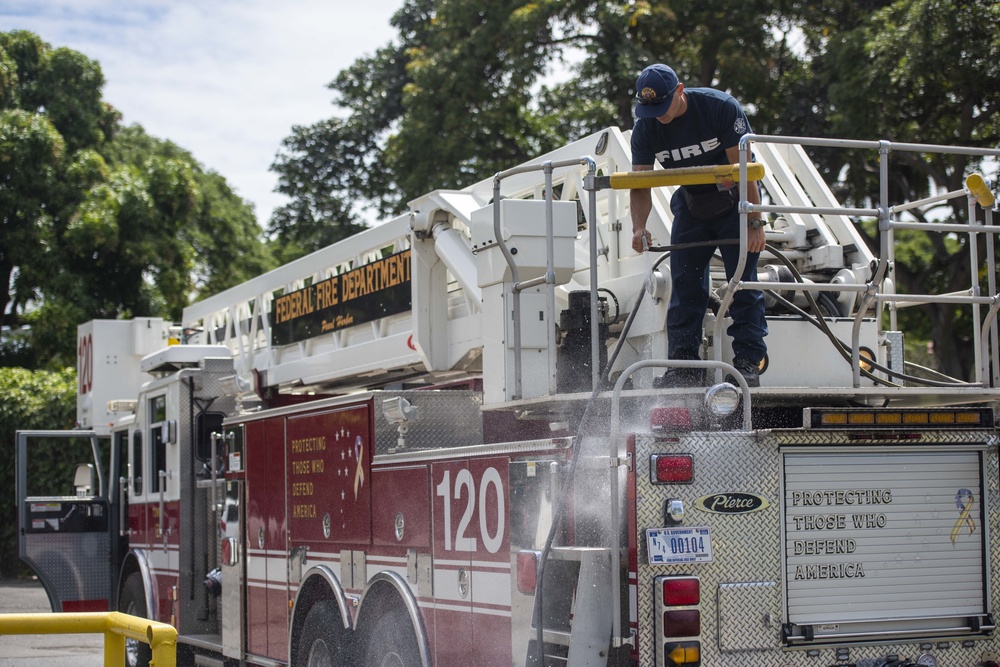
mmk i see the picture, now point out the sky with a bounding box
[0,0,404,226]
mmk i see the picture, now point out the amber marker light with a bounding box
[858,346,875,373]
[664,641,701,666]
[813,409,990,429]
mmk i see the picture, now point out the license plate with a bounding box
[646,526,713,564]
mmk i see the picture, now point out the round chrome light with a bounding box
[704,383,740,417]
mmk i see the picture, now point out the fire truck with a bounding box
[15,127,1000,667]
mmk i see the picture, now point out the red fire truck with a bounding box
[16,128,1000,667]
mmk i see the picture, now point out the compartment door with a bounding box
[16,429,111,612]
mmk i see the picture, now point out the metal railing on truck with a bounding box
[733,135,1000,388]
[0,611,177,667]
[494,135,999,396]
[495,138,1000,654]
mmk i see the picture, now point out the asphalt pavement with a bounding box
[0,578,104,667]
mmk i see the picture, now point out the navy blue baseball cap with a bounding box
[634,64,679,119]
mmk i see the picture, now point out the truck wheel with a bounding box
[118,572,153,667]
[296,600,343,667]
[362,606,420,667]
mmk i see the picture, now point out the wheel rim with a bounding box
[123,599,140,667]
[307,638,333,667]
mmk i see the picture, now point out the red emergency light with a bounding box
[662,577,699,606]
[651,407,692,431]
[651,454,694,484]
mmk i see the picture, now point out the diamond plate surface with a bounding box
[717,582,780,652]
[372,389,483,454]
[25,532,110,608]
[634,428,1000,666]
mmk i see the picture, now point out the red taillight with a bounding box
[663,610,701,637]
[651,407,692,430]
[662,577,700,606]
[516,550,540,595]
[652,454,694,484]
[657,576,702,664]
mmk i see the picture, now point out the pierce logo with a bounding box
[695,492,770,514]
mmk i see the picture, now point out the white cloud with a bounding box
[0,0,402,225]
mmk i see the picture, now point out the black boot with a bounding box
[653,367,706,388]
[726,358,761,388]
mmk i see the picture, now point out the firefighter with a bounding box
[628,63,768,387]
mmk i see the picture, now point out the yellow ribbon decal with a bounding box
[950,489,976,544]
[353,435,365,500]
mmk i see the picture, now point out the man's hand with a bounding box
[629,168,654,253]
[633,227,652,253]
[747,224,766,253]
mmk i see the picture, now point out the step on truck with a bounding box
[15,127,1000,667]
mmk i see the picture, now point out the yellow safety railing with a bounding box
[0,611,177,667]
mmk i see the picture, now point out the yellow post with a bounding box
[104,629,126,667]
[606,163,766,190]
[0,611,176,667]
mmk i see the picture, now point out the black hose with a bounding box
[762,242,969,388]
[597,287,621,324]
[603,239,744,385]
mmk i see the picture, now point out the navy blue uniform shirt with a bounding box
[631,88,751,176]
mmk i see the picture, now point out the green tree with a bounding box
[794,0,1000,379]
[270,118,370,263]
[384,0,563,202]
[1,31,118,333]
[270,0,805,239]
[0,31,273,367]
[0,108,65,331]
[268,0,568,255]
[273,0,997,378]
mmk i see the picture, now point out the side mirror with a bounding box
[74,463,96,497]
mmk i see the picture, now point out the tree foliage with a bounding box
[0,31,273,367]
[271,0,999,379]
[816,0,1000,379]
[270,0,807,239]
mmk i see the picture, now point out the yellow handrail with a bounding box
[0,611,177,667]
[606,163,766,190]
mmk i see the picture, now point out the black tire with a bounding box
[118,572,152,667]
[361,605,421,667]
[295,600,344,667]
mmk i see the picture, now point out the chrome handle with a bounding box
[158,470,169,549]
[118,476,129,537]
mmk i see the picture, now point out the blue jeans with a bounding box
[666,189,767,363]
